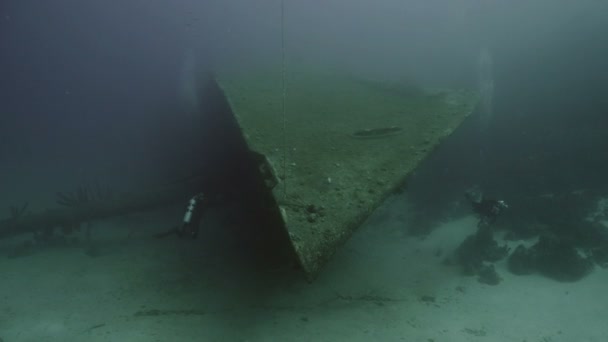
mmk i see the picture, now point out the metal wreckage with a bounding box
[0,67,478,281]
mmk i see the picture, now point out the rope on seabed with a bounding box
[280,0,288,199]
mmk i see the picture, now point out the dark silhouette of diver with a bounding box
[465,187,508,229]
[154,192,209,239]
[453,187,510,281]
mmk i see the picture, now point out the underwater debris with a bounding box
[351,126,403,139]
[56,182,113,207]
[9,202,28,220]
[215,70,478,280]
[1,173,212,242]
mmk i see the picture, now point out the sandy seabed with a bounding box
[1,196,606,342]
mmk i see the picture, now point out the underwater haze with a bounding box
[1,0,608,341]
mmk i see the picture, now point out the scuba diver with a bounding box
[465,187,508,229]
[154,192,209,239]
[176,193,207,238]
[454,187,510,283]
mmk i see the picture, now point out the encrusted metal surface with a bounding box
[216,68,479,279]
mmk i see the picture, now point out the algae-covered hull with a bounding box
[212,69,479,280]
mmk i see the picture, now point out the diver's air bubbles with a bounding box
[478,47,494,130]
[179,50,201,117]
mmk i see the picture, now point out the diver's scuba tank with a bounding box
[177,193,206,238]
